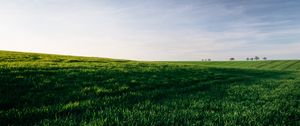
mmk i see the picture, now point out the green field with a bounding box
[163,60,300,71]
[0,51,300,125]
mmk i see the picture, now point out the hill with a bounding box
[162,60,300,71]
[0,51,299,125]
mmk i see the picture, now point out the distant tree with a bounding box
[254,56,260,60]
[250,58,254,61]
[230,58,235,61]
[263,57,267,60]
[246,57,250,61]
[208,59,211,61]
[202,59,204,61]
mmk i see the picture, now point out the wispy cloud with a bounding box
[0,0,299,60]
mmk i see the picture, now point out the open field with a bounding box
[162,60,300,71]
[0,51,300,125]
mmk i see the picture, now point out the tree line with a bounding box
[201,56,268,61]
[230,56,267,61]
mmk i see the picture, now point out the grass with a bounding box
[0,51,300,125]
[162,60,300,71]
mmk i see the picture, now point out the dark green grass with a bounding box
[0,51,300,125]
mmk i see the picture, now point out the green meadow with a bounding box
[0,51,299,125]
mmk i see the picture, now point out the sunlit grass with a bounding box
[0,51,299,125]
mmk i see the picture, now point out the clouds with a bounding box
[0,0,299,60]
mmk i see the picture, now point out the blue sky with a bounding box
[1,0,300,60]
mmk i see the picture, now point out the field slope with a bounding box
[0,51,300,125]
[163,60,300,71]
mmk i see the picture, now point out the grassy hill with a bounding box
[162,60,300,71]
[0,51,299,125]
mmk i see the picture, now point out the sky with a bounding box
[1,0,300,61]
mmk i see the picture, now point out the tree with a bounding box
[230,58,235,61]
[250,58,254,61]
[254,56,260,61]
[246,57,250,61]
[208,59,211,61]
[263,57,267,60]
